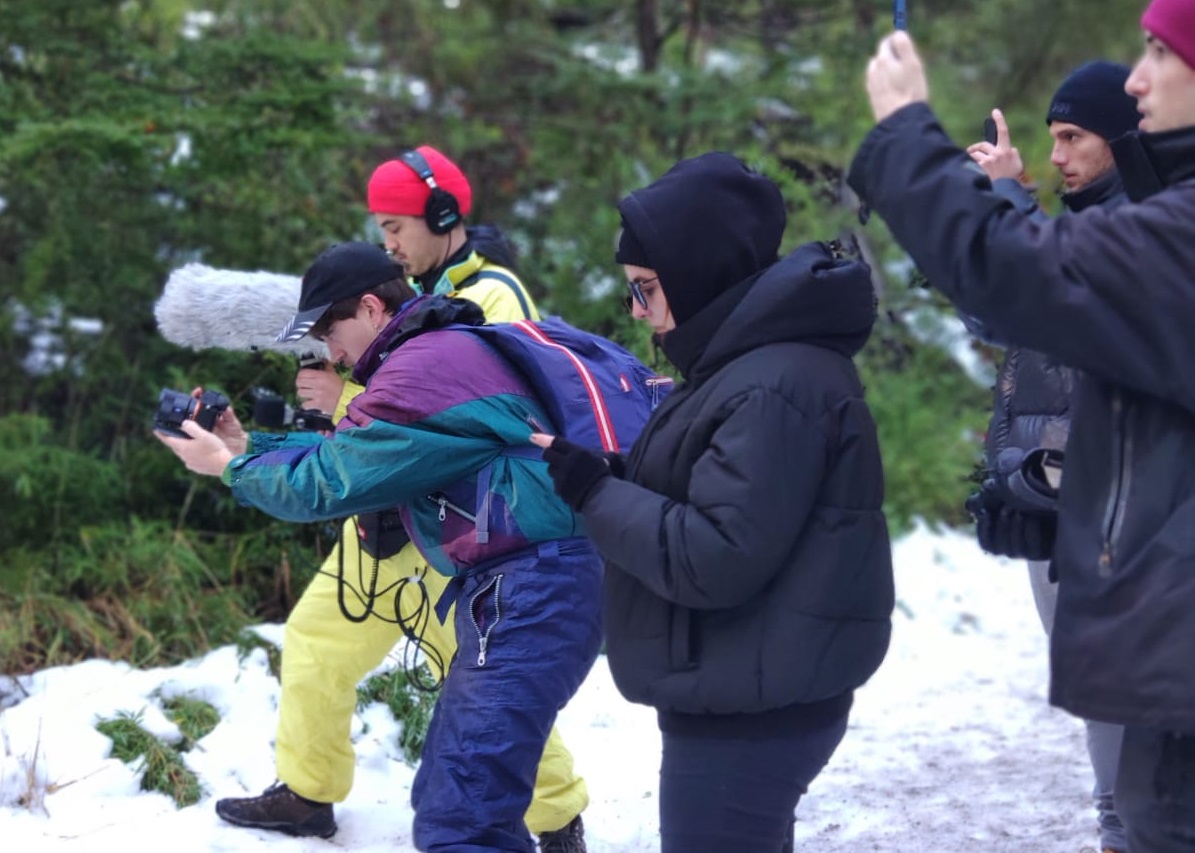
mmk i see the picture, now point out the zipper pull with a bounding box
[437,497,447,522]
[524,414,545,433]
[477,636,488,667]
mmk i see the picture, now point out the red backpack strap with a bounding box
[510,319,619,452]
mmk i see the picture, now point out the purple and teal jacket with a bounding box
[223,296,582,577]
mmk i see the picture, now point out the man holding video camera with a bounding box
[157,240,603,853]
[198,147,589,852]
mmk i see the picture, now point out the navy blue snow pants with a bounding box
[411,538,603,853]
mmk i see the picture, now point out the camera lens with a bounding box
[154,389,198,436]
[159,389,195,419]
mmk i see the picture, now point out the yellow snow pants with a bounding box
[275,519,588,834]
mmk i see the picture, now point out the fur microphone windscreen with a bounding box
[154,263,330,359]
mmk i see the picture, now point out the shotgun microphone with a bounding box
[154,262,329,359]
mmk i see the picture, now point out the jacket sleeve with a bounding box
[224,402,507,523]
[956,179,1048,344]
[849,103,1195,414]
[580,387,827,610]
[991,177,1048,222]
[241,429,324,456]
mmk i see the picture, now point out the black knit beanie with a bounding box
[1046,61,1140,143]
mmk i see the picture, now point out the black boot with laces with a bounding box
[215,782,337,838]
[537,814,586,853]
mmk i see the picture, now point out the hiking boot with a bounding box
[215,782,337,839]
[538,814,586,853]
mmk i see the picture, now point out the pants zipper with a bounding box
[468,574,503,666]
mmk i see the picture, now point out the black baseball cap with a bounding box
[276,242,402,342]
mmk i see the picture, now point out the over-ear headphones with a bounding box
[398,149,462,236]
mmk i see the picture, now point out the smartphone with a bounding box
[983,117,998,145]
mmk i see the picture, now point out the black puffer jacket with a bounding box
[983,173,1124,474]
[581,241,894,720]
[850,105,1195,732]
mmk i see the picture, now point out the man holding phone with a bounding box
[962,60,1141,853]
[851,0,1195,843]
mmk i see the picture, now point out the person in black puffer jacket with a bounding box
[964,61,1137,567]
[532,151,894,853]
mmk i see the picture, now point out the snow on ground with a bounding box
[0,525,1102,852]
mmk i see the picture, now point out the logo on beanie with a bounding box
[1045,61,1139,143]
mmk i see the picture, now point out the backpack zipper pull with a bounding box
[437,498,447,522]
[477,636,488,666]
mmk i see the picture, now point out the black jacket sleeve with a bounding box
[848,103,1195,415]
[991,177,1049,222]
[956,181,1044,344]
[580,388,826,610]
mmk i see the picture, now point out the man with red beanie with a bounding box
[367,145,536,314]
[295,146,538,421]
[850,0,1195,849]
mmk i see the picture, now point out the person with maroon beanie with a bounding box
[850,0,1195,849]
[963,60,1139,853]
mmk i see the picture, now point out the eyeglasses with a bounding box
[625,276,659,310]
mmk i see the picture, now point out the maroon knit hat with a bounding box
[367,145,473,217]
[1142,0,1195,70]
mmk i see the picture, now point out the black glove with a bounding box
[540,437,618,512]
[966,481,1057,560]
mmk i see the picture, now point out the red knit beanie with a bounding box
[1143,0,1195,70]
[367,146,473,218]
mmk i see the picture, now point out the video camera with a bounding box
[250,387,335,433]
[153,388,230,438]
[155,263,338,434]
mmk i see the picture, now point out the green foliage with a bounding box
[1,0,1141,670]
[0,414,126,553]
[235,629,283,679]
[357,667,438,765]
[95,710,205,807]
[0,516,321,673]
[859,315,990,537]
[162,695,221,750]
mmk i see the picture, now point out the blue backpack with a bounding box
[461,317,672,453]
